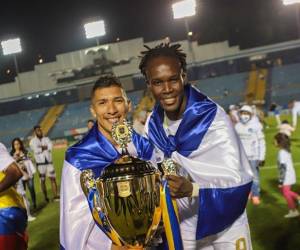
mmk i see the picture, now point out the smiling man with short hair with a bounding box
[60,75,153,250]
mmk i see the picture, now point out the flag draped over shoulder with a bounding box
[146,84,253,239]
[61,125,183,249]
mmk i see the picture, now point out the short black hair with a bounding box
[282,120,289,124]
[87,119,94,124]
[139,43,187,77]
[33,125,41,130]
[91,74,122,97]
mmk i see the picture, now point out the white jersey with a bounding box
[145,105,253,241]
[292,101,300,128]
[29,136,53,164]
[277,149,296,185]
[235,118,266,161]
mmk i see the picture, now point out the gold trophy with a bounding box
[81,120,161,249]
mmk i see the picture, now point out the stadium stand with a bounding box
[195,72,248,108]
[1,38,300,145]
[271,63,300,106]
[49,101,91,139]
[39,104,65,136]
[0,108,47,146]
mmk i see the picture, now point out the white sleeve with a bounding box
[257,128,266,161]
[0,143,15,171]
[60,161,111,250]
[278,150,286,165]
[46,137,53,152]
[29,139,42,154]
[24,159,36,175]
[292,108,298,128]
[191,182,200,197]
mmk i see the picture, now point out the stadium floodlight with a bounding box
[172,0,196,19]
[282,0,300,5]
[282,0,300,38]
[84,20,106,45]
[172,0,196,62]
[1,37,23,93]
[1,38,22,56]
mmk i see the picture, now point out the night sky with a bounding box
[0,0,299,84]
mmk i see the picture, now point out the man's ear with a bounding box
[182,71,187,84]
[127,100,132,113]
[146,79,150,87]
[90,105,96,119]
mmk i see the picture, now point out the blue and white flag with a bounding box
[145,84,253,240]
[59,125,153,250]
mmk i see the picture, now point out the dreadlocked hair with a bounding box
[139,43,187,77]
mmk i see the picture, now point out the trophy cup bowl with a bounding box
[95,156,161,248]
[81,120,163,248]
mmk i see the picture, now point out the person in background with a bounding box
[251,105,265,129]
[87,119,95,131]
[274,133,300,218]
[288,100,300,129]
[14,172,36,222]
[133,110,148,135]
[269,103,281,126]
[11,138,37,221]
[228,104,239,124]
[0,142,28,249]
[29,125,59,202]
[235,105,266,205]
[278,120,295,138]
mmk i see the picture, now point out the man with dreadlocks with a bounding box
[140,43,253,249]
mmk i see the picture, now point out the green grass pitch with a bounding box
[27,116,300,250]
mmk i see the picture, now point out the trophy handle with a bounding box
[94,179,108,213]
[80,170,96,197]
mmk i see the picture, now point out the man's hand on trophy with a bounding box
[166,175,193,198]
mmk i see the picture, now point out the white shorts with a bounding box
[182,214,252,250]
[37,164,56,178]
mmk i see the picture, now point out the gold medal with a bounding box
[161,158,178,176]
[111,119,133,152]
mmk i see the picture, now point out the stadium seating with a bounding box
[49,101,91,138]
[271,63,300,105]
[127,90,144,107]
[195,72,248,109]
[0,108,47,147]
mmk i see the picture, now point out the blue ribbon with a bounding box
[148,84,217,158]
[162,180,183,250]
